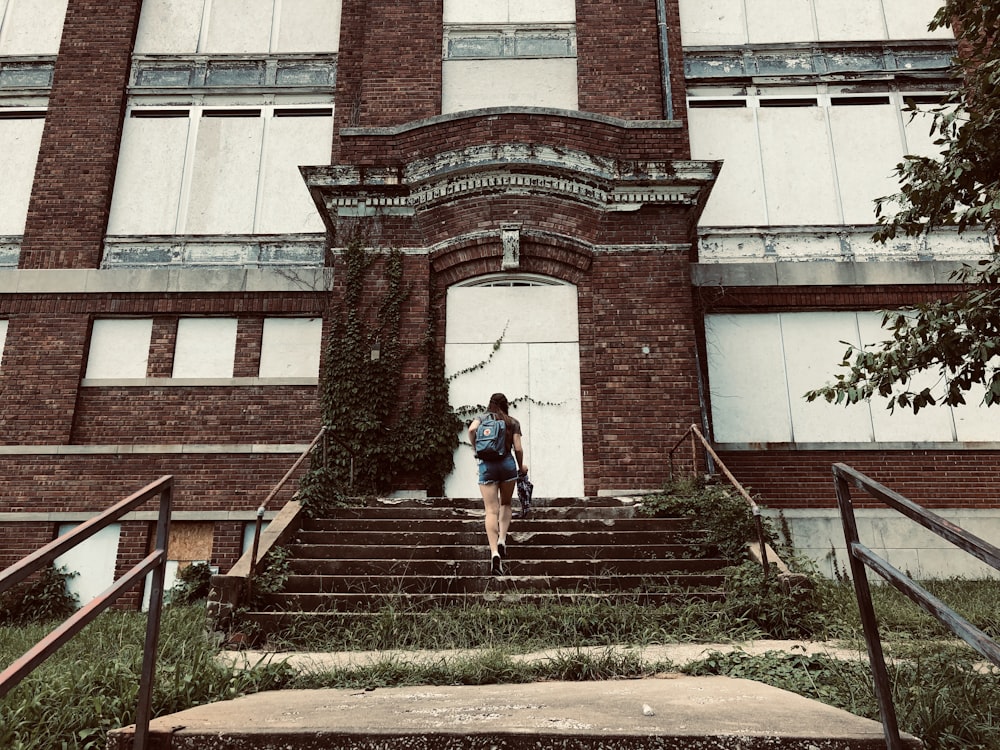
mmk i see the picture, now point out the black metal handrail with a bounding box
[668,423,770,576]
[0,475,173,750]
[833,462,1000,750]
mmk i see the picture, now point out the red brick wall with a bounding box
[577,0,688,131]
[19,0,142,269]
[717,449,1000,511]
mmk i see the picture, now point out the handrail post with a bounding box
[133,482,172,750]
[752,506,770,578]
[834,468,904,750]
[246,505,266,599]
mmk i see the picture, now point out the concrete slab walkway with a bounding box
[107,675,921,749]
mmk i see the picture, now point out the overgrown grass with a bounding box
[2,578,998,750]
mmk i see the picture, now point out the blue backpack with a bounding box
[474,413,507,461]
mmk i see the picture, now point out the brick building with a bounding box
[0,0,995,604]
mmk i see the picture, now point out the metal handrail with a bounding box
[833,462,1000,750]
[0,476,173,750]
[246,426,326,596]
[668,423,770,576]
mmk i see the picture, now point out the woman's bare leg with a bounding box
[498,479,515,551]
[478,482,501,555]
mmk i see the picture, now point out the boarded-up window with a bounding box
[134,0,341,54]
[706,312,997,444]
[85,319,153,379]
[259,317,322,378]
[0,0,68,55]
[172,318,238,378]
[0,113,45,235]
[107,107,332,235]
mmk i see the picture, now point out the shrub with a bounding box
[0,565,78,626]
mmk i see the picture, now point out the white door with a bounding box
[444,279,585,498]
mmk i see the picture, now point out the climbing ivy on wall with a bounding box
[298,238,461,510]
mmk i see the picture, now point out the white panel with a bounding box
[780,312,875,442]
[757,105,840,225]
[525,341,584,496]
[257,114,331,233]
[678,0,747,46]
[442,58,578,114]
[184,114,263,234]
[508,0,575,23]
[55,523,120,607]
[883,0,953,40]
[829,103,906,224]
[746,0,815,44]
[902,104,949,160]
[172,318,238,378]
[689,106,767,227]
[259,317,322,377]
[0,0,68,55]
[204,0,272,53]
[705,314,793,443]
[814,0,885,41]
[0,319,8,369]
[107,114,189,235]
[0,116,44,235]
[446,286,578,344]
[952,359,1000,441]
[85,319,153,379]
[134,0,205,54]
[275,0,341,52]
[857,312,956,441]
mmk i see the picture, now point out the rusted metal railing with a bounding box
[0,476,174,750]
[246,426,326,597]
[833,463,1000,750]
[668,423,770,576]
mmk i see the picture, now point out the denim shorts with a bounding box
[477,453,518,485]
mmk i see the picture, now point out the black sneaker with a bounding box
[491,554,503,576]
[497,541,506,559]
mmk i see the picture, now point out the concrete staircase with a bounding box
[239,497,729,637]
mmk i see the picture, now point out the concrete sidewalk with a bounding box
[218,639,868,673]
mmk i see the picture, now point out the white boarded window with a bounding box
[0,0,68,55]
[0,319,7,370]
[706,312,999,444]
[55,523,120,608]
[0,113,45,236]
[259,317,322,377]
[442,0,577,115]
[691,92,933,228]
[678,0,952,45]
[107,107,332,235]
[172,318,238,378]
[85,319,153,379]
[135,0,341,54]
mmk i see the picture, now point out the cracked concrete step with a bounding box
[301,517,694,533]
[289,530,707,547]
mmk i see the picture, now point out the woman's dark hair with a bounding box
[487,392,509,415]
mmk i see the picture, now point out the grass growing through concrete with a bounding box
[2,577,998,750]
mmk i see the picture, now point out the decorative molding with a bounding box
[500,223,521,270]
[129,54,337,92]
[102,234,325,268]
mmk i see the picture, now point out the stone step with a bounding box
[301,517,691,533]
[312,504,642,520]
[290,529,703,547]
[245,588,726,615]
[288,543,711,562]
[267,572,727,597]
[284,557,728,577]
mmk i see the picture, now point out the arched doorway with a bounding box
[444,275,585,498]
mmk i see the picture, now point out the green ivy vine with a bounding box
[298,238,461,511]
